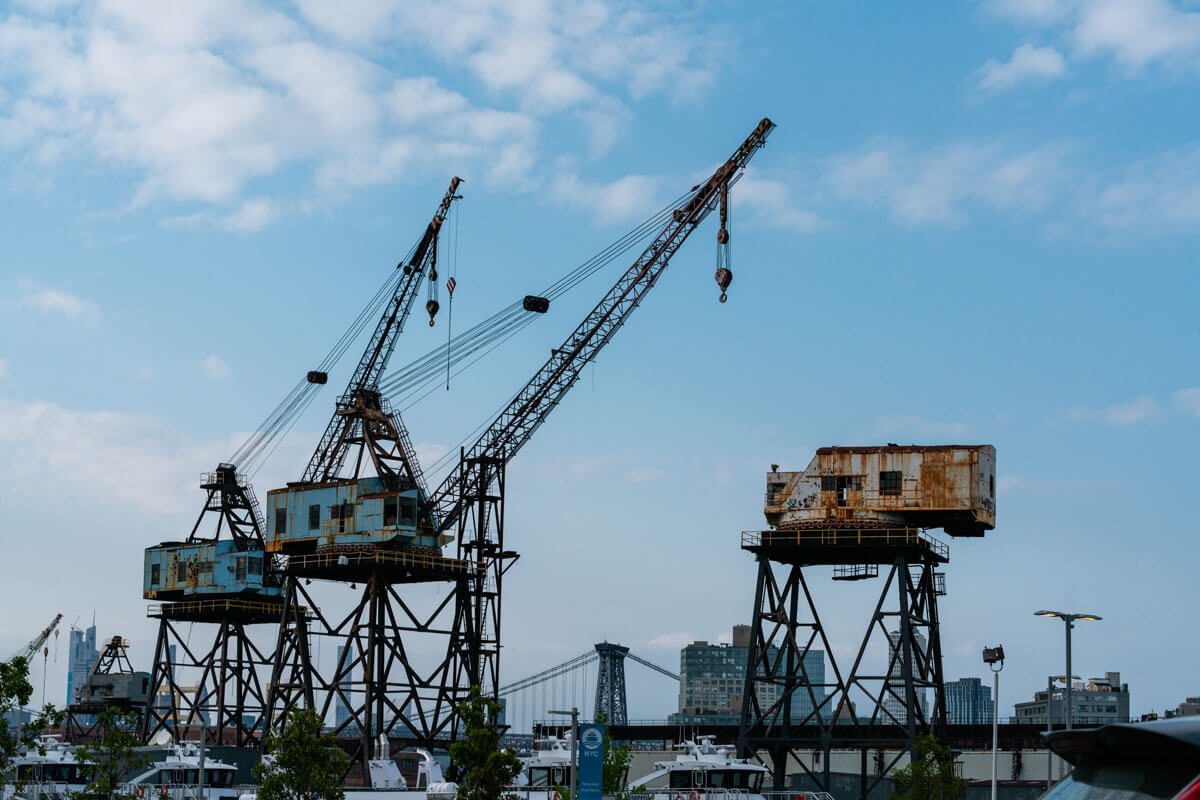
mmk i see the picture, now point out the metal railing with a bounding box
[287,546,483,575]
[742,529,949,560]
[147,597,296,619]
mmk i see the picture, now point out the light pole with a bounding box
[983,646,1005,800]
[549,708,579,800]
[1034,611,1101,730]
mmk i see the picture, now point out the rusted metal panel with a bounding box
[765,445,996,537]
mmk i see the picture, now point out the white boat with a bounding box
[508,734,574,799]
[5,736,240,800]
[236,735,456,800]
[628,737,769,800]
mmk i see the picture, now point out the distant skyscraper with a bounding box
[945,677,994,725]
[66,621,98,705]
[670,625,825,725]
[882,630,928,725]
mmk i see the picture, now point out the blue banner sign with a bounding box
[577,722,605,800]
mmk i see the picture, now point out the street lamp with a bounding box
[548,708,579,800]
[1034,611,1101,730]
[983,646,1005,800]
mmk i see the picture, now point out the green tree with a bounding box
[890,734,966,800]
[593,712,630,797]
[254,709,349,800]
[73,707,149,800]
[0,655,65,797]
[449,686,523,800]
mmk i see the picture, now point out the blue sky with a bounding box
[0,0,1197,726]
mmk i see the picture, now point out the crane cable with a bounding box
[228,238,423,475]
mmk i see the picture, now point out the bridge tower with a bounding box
[593,643,630,725]
[738,445,996,799]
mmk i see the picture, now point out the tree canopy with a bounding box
[449,686,523,800]
[254,709,349,800]
[891,734,967,800]
[0,655,64,796]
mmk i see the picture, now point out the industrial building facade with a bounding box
[1013,672,1130,725]
[671,625,825,725]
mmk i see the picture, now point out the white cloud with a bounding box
[1065,395,1163,425]
[826,141,1069,226]
[977,43,1067,90]
[735,168,826,233]
[1080,145,1200,231]
[989,0,1200,71]
[1172,387,1200,418]
[0,1,713,227]
[551,172,667,224]
[201,355,231,380]
[14,278,100,323]
[647,632,695,649]
[873,414,974,438]
[0,397,229,515]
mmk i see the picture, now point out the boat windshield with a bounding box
[668,770,762,792]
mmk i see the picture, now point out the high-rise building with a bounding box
[670,624,825,725]
[882,631,929,725]
[1014,672,1130,726]
[945,677,994,725]
[66,621,98,705]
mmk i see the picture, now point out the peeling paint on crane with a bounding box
[764,445,996,536]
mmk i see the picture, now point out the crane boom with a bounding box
[11,614,62,662]
[423,119,774,531]
[303,177,462,487]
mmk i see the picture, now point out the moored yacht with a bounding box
[628,737,769,800]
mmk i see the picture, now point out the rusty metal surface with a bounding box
[765,445,996,537]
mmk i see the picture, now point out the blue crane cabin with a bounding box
[264,477,448,554]
[143,540,281,600]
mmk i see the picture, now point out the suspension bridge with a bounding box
[499,642,679,733]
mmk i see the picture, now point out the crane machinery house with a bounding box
[764,445,996,536]
[265,478,447,554]
[143,465,281,600]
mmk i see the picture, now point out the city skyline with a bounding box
[1,1,1198,721]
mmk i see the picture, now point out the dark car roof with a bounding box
[1047,719,1200,767]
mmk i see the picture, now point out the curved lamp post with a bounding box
[1034,611,1102,730]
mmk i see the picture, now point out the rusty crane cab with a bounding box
[764,444,996,537]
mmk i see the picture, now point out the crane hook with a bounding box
[426,299,440,326]
[715,267,732,304]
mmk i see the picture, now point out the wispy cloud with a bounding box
[977,43,1067,90]
[989,0,1200,71]
[874,414,975,438]
[1171,387,1200,418]
[647,632,695,649]
[14,279,100,323]
[201,355,231,380]
[1064,394,1163,425]
[826,141,1069,226]
[0,1,714,229]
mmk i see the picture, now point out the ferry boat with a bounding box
[628,737,769,800]
[6,737,240,800]
[508,734,574,799]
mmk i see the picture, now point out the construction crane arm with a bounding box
[303,177,463,485]
[423,119,774,531]
[10,614,62,662]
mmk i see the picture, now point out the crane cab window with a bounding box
[384,496,398,526]
[400,498,416,523]
[150,564,160,585]
[275,507,287,535]
[176,559,187,582]
[309,504,320,530]
[880,471,902,496]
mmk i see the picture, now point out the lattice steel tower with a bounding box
[738,446,996,799]
[594,643,630,725]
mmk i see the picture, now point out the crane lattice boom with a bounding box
[303,177,462,487]
[423,119,775,531]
